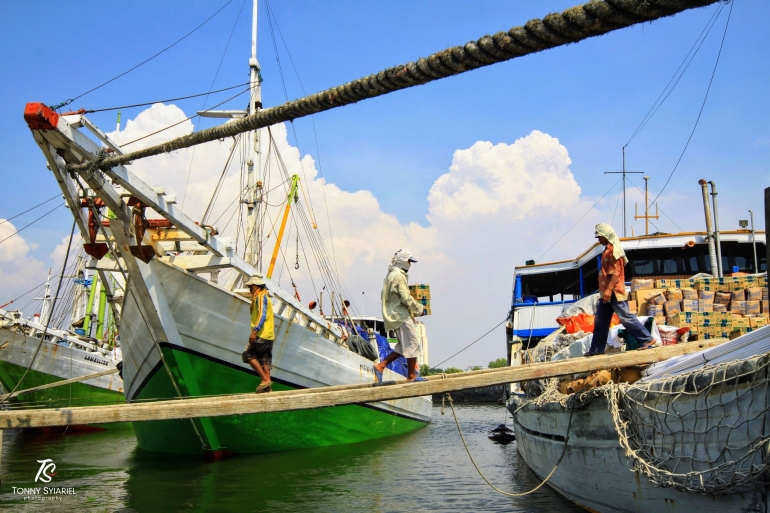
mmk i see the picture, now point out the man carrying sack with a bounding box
[374,249,425,382]
[243,275,276,393]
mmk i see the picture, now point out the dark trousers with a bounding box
[589,293,654,354]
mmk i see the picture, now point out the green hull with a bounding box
[132,346,427,455]
[0,360,130,431]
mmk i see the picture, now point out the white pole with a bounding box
[244,0,263,270]
[39,268,53,329]
[114,111,121,145]
[750,210,758,273]
[709,181,723,278]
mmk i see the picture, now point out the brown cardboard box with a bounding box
[627,300,638,314]
[763,287,769,300]
[648,292,667,306]
[664,300,681,316]
[714,292,731,305]
[634,289,667,314]
[681,299,699,312]
[647,304,664,317]
[730,301,747,315]
[698,299,714,312]
[656,279,691,289]
[632,278,655,291]
[681,289,698,300]
[749,316,768,328]
[668,312,699,330]
[713,303,728,313]
[746,300,761,315]
[665,289,683,301]
[763,300,769,313]
[409,284,431,300]
[654,315,666,327]
[746,287,762,301]
[699,290,715,301]
[699,311,716,326]
[732,316,751,329]
[731,289,746,301]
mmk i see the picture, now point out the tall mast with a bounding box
[245,0,263,270]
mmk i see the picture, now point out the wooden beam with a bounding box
[0,339,727,429]
[151,229,195,242]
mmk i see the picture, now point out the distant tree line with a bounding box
[419,357,507,376]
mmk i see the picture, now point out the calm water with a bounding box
[0,404,583,512]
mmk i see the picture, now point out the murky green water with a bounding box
[0,404,582,512]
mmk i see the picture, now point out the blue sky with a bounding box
[1,0,768,366]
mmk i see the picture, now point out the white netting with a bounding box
[604,353,770,495]
[518,335,770,495]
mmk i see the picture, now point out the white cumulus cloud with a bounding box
[81,106,616,367]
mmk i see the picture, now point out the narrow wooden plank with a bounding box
[0,368,119,401]
[0,339,726,429]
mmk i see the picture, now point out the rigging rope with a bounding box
[624,1,726,147]
[650,0,733,205]
[71,0,720,172]
[0,203,64,245]
[433,317,508,369]
[82,82,252,114]
[120,86,253,147]
[0,194,60,226]
[52,0,234,110]
[181,0,248,210]
[536,178,621,263]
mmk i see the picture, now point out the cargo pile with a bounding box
[631,275,769,341]
[409,284,431,316]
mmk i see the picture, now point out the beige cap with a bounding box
[245,275,266,287]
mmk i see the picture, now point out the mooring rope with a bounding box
[445,392,574,497]
[69,0,719,173]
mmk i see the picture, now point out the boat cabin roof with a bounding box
[514,230,766,300]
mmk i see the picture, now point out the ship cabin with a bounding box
[508,230,766,349]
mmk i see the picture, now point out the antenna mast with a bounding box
[605,147,643,237]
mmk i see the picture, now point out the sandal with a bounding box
[256,381,273,393]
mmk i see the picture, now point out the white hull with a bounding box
[120,257,432,417]
[509,387,769,513]
[0,328,123,400]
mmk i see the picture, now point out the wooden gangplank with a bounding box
[0,339,726,429]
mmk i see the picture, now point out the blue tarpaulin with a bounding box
[349,324,408,377]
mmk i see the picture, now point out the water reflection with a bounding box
[0,405,583,512]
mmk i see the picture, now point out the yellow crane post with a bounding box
[267,175,299,279]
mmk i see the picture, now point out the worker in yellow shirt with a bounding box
[242,275,276,393]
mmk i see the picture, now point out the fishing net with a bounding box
[517,335,770,495]
[605,352,770,495]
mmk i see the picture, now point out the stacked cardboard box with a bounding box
[630,275,768,340]
[409,284,431,316]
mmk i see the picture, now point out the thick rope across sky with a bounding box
[71,0,720,172]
